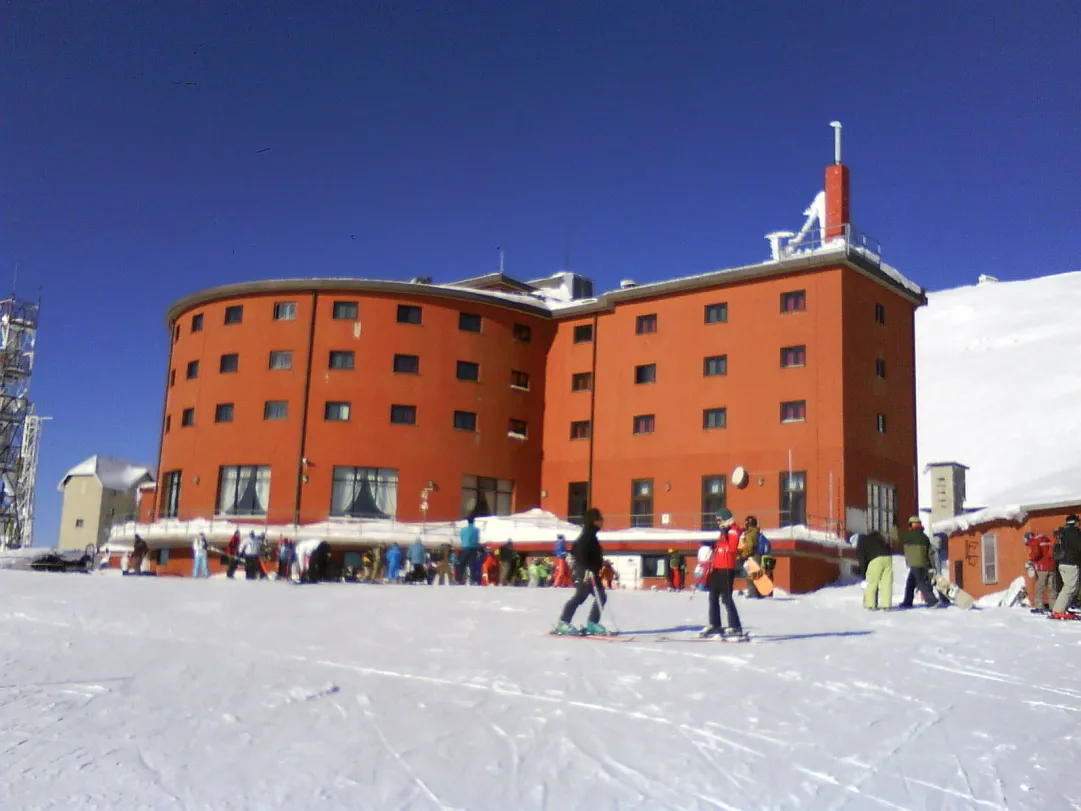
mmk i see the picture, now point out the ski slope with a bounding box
[2,569,1079,811]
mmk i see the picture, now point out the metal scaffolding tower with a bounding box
[0,295,40,549]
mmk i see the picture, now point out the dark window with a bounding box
[704,303,728,324]
[164,414,171,433]
[459,312,482,332]
[780,471,807,526]
[264,400,288,420]
[703,355,728,377]
[781,400,807,423]
[169,369,176,387]
[329,350,355,370]
[633,414,655,435]
[397,304,422,325]
[877,413,887,434]
[641,555,668,578]
[568,482,589,524]
[454,410,478,431]
[186,360,199,379]
[173,324,180,342]
[324,401,351,422]
[571,372,593,392]
[634,363,657,385]
[393,353,419,374]
[333,301,358,320]
[181,408,195,427]
[461,475,514,518]
[219,353,239,373]
[781,346,807,368]
[876,358,887,379]
[631,479,654,528]
[510,370,530,390]
[273,301,297,321]
[573,324,593,343]
[331,467,399,518]
[636,314,657,334]
[457,360,480,382]
[390,404,417,425]
[269,350,292,371]
[701,476,726,529]
[217,465,271,517]
[703,408,727,429]
[781,290,807,313]
[214,403,234,423]
[161,471,182,518]
[224,305,243,324]
[513,323,532,342]
[875,303,886,325]
[191,313,204,332]
[508,419,528,438]
[570,420,591,440]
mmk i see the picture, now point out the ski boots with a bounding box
[584,621,610,636]
[552,620,583,635]
[698,625,722,638]
[723,628,750,643]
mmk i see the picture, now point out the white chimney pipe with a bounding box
[829,121,842,164]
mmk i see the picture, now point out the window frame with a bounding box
[393,353,419,374]
[703,407,727,430]
[390,404,417,425]
[332,301,359,321]
[191,313,204,332]
[875,303,886,325]
[510,370,530,390]
[214,403,235,424]
[866,481,896,534]
[223,305,243,325]
[704,303,728,324]
[181,408,195,427]
[877,413,887,434]
[161,470,182,518]
[635,313,658,335]
[186,360,199,380]
[397,304,423,325]
[263,400,288,421]
[330,466,399,519]
[461,475,514,518]
[573,324,593,344]
[508,418,528,439]
[780,290,807,313]
[215,464,271,518]
[219,353,239,374]
[570,420,591,440]
[630,478,654,528]
[456,360,480,382]
[701,475,726,530]
[703,355,728,377]
[513,322,532,342]
[780,400,807,423]
[273,301,298,321]
[268,350,293,371]
[459,312,482,333]
[324,401,352,422]
[981,532,999,585]
[876,357,887,379]
[453,410,478,432]
[571,372,593,392]
[634,363,657,385]
[329,350,356,371]
[780,345,807,368]
[633,414,655,435]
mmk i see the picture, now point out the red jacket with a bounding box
[710,524,742,571]
[1027,534,1056,573]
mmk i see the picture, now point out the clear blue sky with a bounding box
[2,1,1077,547]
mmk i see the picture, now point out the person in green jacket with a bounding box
[898,516,949,608]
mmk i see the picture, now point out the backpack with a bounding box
[756,532,771,556]
[1053,528,1067,563]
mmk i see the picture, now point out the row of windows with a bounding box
[623,351,888,382]
[177,301,535,343]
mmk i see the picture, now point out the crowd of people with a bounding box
[1024,515,1081,619]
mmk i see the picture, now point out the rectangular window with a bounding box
[631,479,654,528]
[781,290,807,312]
[461,475,514,517]
[174,324,180,343]
[877,413,887,434]
[331,466,399,518]
[867,481,897,534]
[324,401,351,421]
[390,404,417,425]
[701,476,726,529]
[703,407,727,429]
[169,369,176,388]
[164,414,171,433]
[703,355,728,377]
[633,414,655,435]
[508,419,528,439]
[214,403,235,423]
[641,555,667,578]
[224,305,243,325]
[636,313,657,334]
[393,353,419,374]
[634,363,657,384]
[186,360,199,379]
[263,400,288,420]
[875,303,886,325]
[219,353,239,374]
[781,346,807,368]
[781,400,807,423]
[779,471,807,527]
[459,312,482,332]
[510,370,530,390]
[876,358,887,379]
[333,301,358,320]
[191,313,204,332]
[513,322,532,342]
[273,301,297,321]
[161,470,182,518]
[573,324,593,343]
[571,372,593,392]
[457,360,480,382]
[181,408,195,427]
[216,465,271,517]
[704,303,728,324]
[397,304,422,325]
[454,411,478,432]
[268,350,293,371]
[570,420,591,440]
[329,350,355,370]
[981,532,999,585]
[567,482,589,524]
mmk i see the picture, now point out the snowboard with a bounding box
[743,558,774,597]
[931,572,976,610]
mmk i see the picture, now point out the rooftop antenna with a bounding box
[497,246,504,274]
[12,262,17,298]
[829,121,843,164]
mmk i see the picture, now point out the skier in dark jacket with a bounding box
[898,517,949,608]
[553,508,608,635]
[1050,515,1081,619]
[856,530,893,610]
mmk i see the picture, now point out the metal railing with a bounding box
[775,223,883,268]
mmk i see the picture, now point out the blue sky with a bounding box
[1,1,1077,547]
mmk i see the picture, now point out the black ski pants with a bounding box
[902,566,946,607]
[708,568,742,632]
[560,575,606,624]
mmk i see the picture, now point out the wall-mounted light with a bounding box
[540,489,548,499]
[757,477,765,487]
[664,482,672,491]
[302,474,309,484]
[301,457,311,467]
[192,476,200,485]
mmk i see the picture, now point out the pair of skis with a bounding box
[546,629,752,644]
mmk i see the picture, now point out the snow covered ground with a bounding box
[2,567,1080,811]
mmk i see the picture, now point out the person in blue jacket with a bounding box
[554,534,567,559]
[407,538,426,584]
[386,542,402,582]
[459,517,481,584]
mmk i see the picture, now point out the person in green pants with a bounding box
[856,530,893,610]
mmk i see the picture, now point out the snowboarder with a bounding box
[1024,531,1057,613]
[898,517,949,608]
[1050,515,1081,620]
[553,508,608,635]
[739,517,764,599]
[700,509,745,639]
[192,533,210,579]
[856,530,893,610]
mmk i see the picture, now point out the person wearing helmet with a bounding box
[1050,514,1081,619]
[898,516,949,609]
[666,548,682,591]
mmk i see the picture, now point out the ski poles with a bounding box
[589,572,620,633]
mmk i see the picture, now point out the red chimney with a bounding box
[825,164,849,239]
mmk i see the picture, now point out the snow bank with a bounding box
[930,504,1027,535]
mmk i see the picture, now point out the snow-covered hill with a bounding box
[2,571,1079,810]
[916,270,1081,510]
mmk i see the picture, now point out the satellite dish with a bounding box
[732,466,749,489]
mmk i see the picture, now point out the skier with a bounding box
[667,549,681,591]
[553,508,608,635]
[459,517,481,584]
[407,538,426,583]
[240,531,261,580]
[1050,515,1081,620]
[898,516,949,608]
[226,529,241,579]
[856,530,893,610]
[387,542,402,582]
[553,535,572,587]
[700,508,745,639]
[191,533,210,579]
[1024,531,1057,613]
[277,537,295,580]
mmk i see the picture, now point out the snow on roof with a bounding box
[917,270,1081,513]
[58,455,154,493]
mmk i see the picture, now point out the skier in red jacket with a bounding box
[1025,532,1058,613]
[700,508,745,639]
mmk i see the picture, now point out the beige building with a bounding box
[57,456,154,550]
